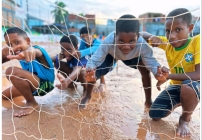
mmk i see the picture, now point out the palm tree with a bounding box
[51,1,68,24]
[79,13,84,16]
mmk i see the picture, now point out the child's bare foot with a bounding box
[144,100,152,108]
[98,84,107,93]
[79,96,91,109]
[94,84,107,93]
[14,102,38,117]
[176,117,191,137]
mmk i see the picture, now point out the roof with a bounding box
[68,14,95,22]
[139,12,165,18]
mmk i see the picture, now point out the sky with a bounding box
[45,0,201,20]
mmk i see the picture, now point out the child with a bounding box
[2,27,55,117]
[52,34,87,93]
[142,8,200,138]
[79,26,107,93]
[79,14,169,109]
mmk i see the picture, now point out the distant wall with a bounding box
[2,33,62,43]
[96,24,115,36]
[141,23,165,36]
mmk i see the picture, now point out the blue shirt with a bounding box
[67,57,88,68]
[79,38,101,58]
[55,54,88,69]
[20,46,55,82]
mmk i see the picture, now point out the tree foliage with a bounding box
[51,1,68,24]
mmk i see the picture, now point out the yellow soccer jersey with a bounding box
[157,35,200,85]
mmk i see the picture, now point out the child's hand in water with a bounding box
[148,36,163,47]
[85,68,96,82]
[7,47,36,62]
[155,66,170,91]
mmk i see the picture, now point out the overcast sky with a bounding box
[45,0,200,19]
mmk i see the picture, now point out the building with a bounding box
[139,12,165,36]
[2,0,25,28]
[26,0,53,30]
[67,14,96,36]
[2,0,52,33]
[192,16,200,36]
[32,23,67,34]
[96,19,116,37]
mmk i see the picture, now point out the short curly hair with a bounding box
[60,34,78,48]
[79,26,92,35]
[166,8,192,25]
[4,27,28,38]
[116,14,140,35]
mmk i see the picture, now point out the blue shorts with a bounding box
[95,54,142,79]
[122,56,142,69]
[149,80,200,119]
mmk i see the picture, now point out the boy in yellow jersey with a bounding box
[141,8,200,138]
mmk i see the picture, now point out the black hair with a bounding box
[116,14,140,35]
[79,26,92,35]
[60,34,78,48]
[166,8,192,25]
[4,27,28,38]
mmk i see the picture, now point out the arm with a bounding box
[79,39,86,51]
[55,66,82,89]
[84,34,113,82]
[79,39,101,58]
[51,53,65,69]
[138,37,171,82]
[139,31,154,40]
[51,55,56,62]
[6,47,42,61]
[51,53,64,63]
[86,35,111,69]
[140,32,166,47]
[2,47,10,63]
[65,66,82,85]
[155,65,200,91]
[139,37,161,76]
[168,64,200,81]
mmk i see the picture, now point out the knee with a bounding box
[180,84,194,99]
[5,67,19,77]
[152,118,161,121]
[149,109,162,121]
[2,94,7,100]
[5,67,22,82]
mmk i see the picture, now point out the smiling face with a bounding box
[165,18,193,48]
[4,33,30,55]
[60,42,77,61]
[116,32,138,54]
